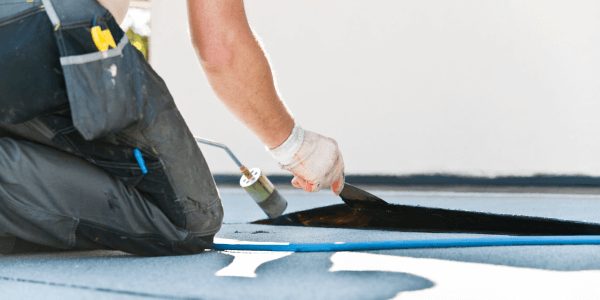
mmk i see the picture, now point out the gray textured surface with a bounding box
[1,186,600,299]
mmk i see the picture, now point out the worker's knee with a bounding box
[181,197,224,237]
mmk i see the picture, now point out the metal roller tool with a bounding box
[195,137,288,219]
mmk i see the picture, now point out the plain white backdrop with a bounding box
[149,0,600,177]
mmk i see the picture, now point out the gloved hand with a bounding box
[268,124,345,195]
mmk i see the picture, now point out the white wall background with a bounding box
[150,0,600,177]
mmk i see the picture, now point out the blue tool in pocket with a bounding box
[133,148,148,174]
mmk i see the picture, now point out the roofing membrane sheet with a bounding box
[1,186,599,299]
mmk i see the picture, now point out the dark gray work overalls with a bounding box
[0,0,224,256]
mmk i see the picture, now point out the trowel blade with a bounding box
[339,183,389,209]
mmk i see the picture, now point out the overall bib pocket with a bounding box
[56,15,157,140]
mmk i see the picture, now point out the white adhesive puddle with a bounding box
[329,252,600,299]
[214,238,292,278]
[215,251,293,278]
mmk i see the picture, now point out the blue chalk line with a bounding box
[211,235,600,252]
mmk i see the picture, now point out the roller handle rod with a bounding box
[194,136,253,179]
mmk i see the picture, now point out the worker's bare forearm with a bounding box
[201,37,294,149]
[187,0,294,149]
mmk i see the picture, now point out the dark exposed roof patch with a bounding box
[254,184,600,236]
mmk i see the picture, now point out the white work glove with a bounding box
[268,124,345,195]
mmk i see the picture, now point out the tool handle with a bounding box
[194,136,244,168]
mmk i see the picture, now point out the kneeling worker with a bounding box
[0,0,343,255]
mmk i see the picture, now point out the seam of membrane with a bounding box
[0,276,202,300]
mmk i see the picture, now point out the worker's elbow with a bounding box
[191,36,234,72]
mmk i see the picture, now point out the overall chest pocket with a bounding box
[57,16,157,141]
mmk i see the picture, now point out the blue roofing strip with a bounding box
[211,236,600,252]
[212,174,600,187]
[133,149,148,174]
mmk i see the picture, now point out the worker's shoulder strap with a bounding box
[40,0,108,26]
[40,0,59,27]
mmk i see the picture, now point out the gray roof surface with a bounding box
[1,186,600,299]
